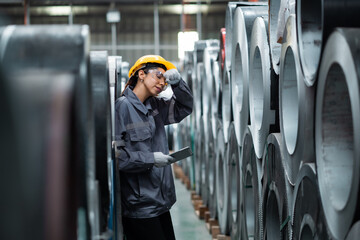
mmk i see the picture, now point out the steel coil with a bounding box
[219,28,226,77]
[207,121,217,219]
[211,59,221,140]
[221,61,232,143]
[225,2,267,74]
[262,133,293,240]
[194,126,204,195]
[296,0,360,86]
[346,221,360,240]
[315,28,360,240]
[90,51,111,234]
[249,16,277,159]
[231,5,268,146]
[202,45,220,149]
[194,62,204,130]
[228,122,242,239]
[291,163,329,240]
[200,117,209,206]
[0,69,76,240]
[108,56,121,141]
[279,15,315,185]
[268,0,282,75]
[0,25,95,239]
[241,126,263,240]
[216,122,230,234]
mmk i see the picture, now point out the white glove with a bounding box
[153,152,174,168]
[163,69,181,86]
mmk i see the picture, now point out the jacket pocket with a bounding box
[128,126,151,142]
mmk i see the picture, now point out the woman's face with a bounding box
[139,67,167,96]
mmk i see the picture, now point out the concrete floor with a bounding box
[171,178,211,240]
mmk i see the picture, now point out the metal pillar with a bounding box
[154,2,160,55]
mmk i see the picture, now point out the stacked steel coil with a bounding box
[0,25,128,240]
[176,1,360,239]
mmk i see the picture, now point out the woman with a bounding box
[115,55,193,240]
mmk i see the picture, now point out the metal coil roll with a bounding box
[262,133,293,240]
[228,122,242,239]
[268,0,282,75]
[224,2,238,74]
[207,121,217,219]
[0,25,95,239]
[279,15,315,185]
[219,28,226,77]
[90,51,111,234]
[211,60,221,140]
[296,0,360,86]
[346,221,360,240]
[0,69,76,240]
[194,62,204,130]
[200,117,209,206]
[221,61,232,143]
[225,2,267,74]
[202,45,220,151]
[291,163,329,240]
[216,122,230,235]
[242,126,263,240]
[194,126,203,195]
[108,56,122,140]
[231,5,268,146]
[249,16,276,159]
[315,28,360,240]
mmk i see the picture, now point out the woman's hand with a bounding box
[153,152,175,167]
[163,69,181,86]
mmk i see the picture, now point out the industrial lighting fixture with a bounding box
[106,10,121,23]
[178,31,199,59]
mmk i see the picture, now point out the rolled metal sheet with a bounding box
[291,163,329,240]
[194,127,203,195]
[346,221,360,240]
[216,122,230,234]
[115,56,123,99]
[0,25,95,239]
[207,121,217,219]
[228,122,242,239]
[249,16,276,159]
[231,5,268,146]
[0,69,76,240]
[224,2,267,74]
[262,133,293,240]
[221,61,231,144]
[211,59,221,140]
[108,56,120,141]
[194,62,204,130]
[268,0,282,75]
[315,28,360,240]
[219,28,226,77]
[241,126,262,240]
[90,51,111,233]
[279,15,315,185]
[200,117,209,206]
[296,0,360,86]
[202,45,220,154]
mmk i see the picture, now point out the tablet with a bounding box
[170,146,193,163]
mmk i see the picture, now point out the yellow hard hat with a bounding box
[128,55,177,79]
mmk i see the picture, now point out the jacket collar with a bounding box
[123,87,152,115]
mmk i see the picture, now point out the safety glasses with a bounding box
[145,69,168,90]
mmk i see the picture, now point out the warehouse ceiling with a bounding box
[0,0,232,5]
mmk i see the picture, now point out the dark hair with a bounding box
[122,62,167,94]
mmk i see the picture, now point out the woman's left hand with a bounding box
[163,69,181,86]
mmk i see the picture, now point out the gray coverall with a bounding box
[115,79,193,218]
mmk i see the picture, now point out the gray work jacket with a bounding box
[115,79,193,218]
